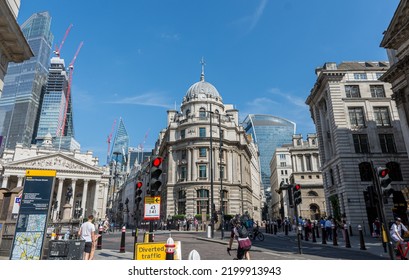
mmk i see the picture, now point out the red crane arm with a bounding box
[54,24,73,57]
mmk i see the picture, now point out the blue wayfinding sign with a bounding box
[9,170,56,260]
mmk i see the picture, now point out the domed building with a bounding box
[154,67,263,226]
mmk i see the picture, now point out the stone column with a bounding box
[187,148,192,181]
[102,182,109,220]
[17,176,24,188]
[53,177,65,221]
[81,180,89,218]
[93,181,100,218]
[1,175,9,189]
[192,147,197,180]
[69,179,77,206]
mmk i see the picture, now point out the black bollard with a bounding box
[265,223,269,233]
[344,224,351,248]
[321,224,327,244]
[349,223,353,236]
[358,225,366,250]
[96,225,103,250]
[274,224,277,235]
[312,223,316,242]
[119,226,126,253]
[332,225,338,246]
[316,222,320,238]
[285,224,289,236]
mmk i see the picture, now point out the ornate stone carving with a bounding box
[17,156,89,171]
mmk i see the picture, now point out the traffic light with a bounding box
[135,181,143,206]
[287,185,294,208]
[149,156,163,195]
[364,185,379,207]
[293,184,302,205]
[377,167,393,201]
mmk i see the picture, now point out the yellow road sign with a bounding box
[135,241,181,260]
[145,196,161,204]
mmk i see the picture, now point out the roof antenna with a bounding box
[200,57,206,81]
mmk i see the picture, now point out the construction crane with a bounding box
[137,128,150,163]
[54,24,73,57]
[107,119,117,164]
[60,41,83,136]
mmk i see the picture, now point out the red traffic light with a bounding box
[136,181,143,188]
[152,157,163,167]
[295,184,301,191]
[378,168,389,178]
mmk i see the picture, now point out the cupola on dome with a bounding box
[185,72,222,100]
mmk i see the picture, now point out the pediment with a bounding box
[6,153,102,174]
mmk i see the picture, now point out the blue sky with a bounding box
[17,0,399,164]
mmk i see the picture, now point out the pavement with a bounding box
[92,228,389,260]
[0,228,390,260]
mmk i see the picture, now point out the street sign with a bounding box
[9,169,56,260]
[134,241,181,260]
[143,196,161,220]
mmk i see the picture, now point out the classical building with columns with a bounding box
[270,134,325,222]
[0,135,109,256]
[154,69,263,224]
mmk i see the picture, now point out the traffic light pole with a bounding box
[294,199,302,254]
[370,161,394,260]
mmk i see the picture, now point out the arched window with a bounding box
[186,109,190,118]
[359,162,373,181]
[215,109,219,115]
[309,204,321,220]
[307,191,318,197]
[386,162,403,181]
[199,108,206,118]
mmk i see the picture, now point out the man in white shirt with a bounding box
[78,215,96,260]
[390,217,409,259]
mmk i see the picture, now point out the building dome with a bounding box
[185,73,222,101]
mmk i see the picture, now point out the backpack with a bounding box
[236,224,248,238]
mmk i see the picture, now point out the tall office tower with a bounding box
[242,115,296,199]
[35,56,79,151]
[0,12,53,149]
[111,118,129,168]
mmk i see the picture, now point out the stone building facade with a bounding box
[0,137,110,256]
[306,61,409,233]
[270,134,325,222]
[154,70,263,224]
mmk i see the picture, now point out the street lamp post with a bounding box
[209,103,214,239]
[219,113,224,239]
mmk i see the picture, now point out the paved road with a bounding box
[93,229,389,260]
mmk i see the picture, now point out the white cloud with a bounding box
[232,0,268,33]
[268,87,307,108]
[108,91,172,108]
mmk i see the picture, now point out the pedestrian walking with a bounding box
[78,214,96,260]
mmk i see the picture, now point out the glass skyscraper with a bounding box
[242,114,296,196]
[0,12,53,149]
[35,56,80,151]
[111,118,129,167]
